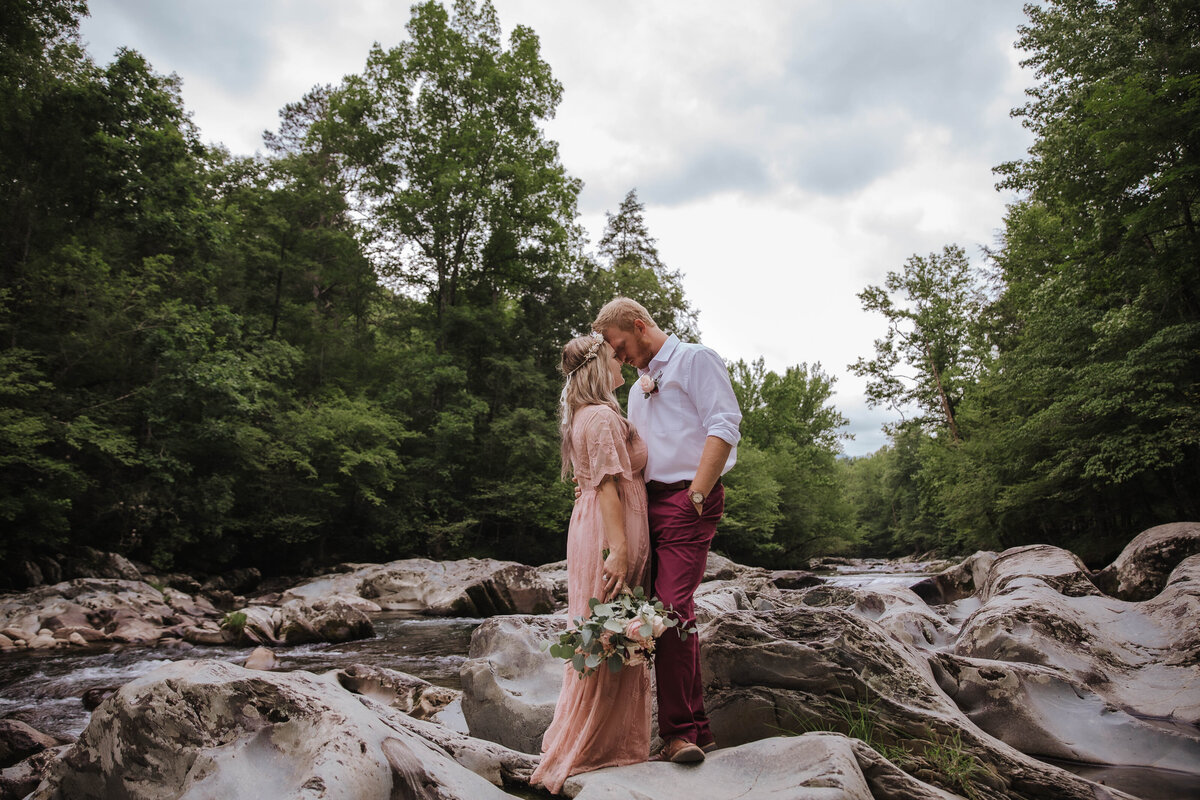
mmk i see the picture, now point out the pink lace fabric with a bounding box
[530,404,651,793]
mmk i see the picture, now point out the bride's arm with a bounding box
[596,475,628,600]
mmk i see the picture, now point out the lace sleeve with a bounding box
[580,407,634,491]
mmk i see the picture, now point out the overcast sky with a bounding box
[79,0,1037,456]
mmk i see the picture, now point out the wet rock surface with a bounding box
[460,615,567,754]
[284,557,557,617]
[454,525,1197,799]
[26,660,517,800]
[0,555,558,656]
[1091,521,1200,601]
[6,524,1199,799]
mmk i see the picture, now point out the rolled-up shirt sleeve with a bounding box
[688,347,742,446]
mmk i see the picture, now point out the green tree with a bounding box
[596,189,699,340]
[333,0,580,352]
[722,358,855,563]
[850,245,988,442]
[980,0,1200,556]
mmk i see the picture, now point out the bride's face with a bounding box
[606,345,625,391]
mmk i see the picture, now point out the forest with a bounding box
[1,0,1196,587]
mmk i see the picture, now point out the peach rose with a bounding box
[624,618,651,645]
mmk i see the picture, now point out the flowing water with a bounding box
[2,568,1195,799]
[0,613,478,741]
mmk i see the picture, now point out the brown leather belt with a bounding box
[646,478,721,494]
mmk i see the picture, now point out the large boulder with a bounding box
[931,652,1200,774]
[0,578,209,647]
[284,558,556,617]
[27,660,520,800]
[955,548,1200,723]
[62,548,142,582]
[910,551,998,605]
[535,560,568,607]
[0,720,64,769]
[564,734,958,800]
[222,599,375,646]
[459,615,565,754]
[785,582,960,652]
[335,664,457,722]
[698,607,1140,800]
[1092,521,1200,600]
[0,745,69,800]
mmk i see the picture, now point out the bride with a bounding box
[530,332,653,793]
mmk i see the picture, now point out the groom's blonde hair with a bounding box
[593,297,659,333]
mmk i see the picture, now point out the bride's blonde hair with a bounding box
[559,333,631,481]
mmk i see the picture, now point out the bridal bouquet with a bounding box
[544,585,692,678]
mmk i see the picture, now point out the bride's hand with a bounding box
[601,547,628,601]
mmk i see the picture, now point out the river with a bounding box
[0,614,479,742]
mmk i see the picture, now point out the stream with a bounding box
[1,566,1195,799]
[0,614,480,742]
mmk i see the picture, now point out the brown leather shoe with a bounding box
[651,737,705,763]
[696,735,717,753]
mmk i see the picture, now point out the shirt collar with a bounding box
[646,333,679,373]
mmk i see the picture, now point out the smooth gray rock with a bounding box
[698,607,1140,800]
[956,548,1200,723]
[1092,521,1200,600]
[459,615,565,754]
[0,720,63,769]
[27,660,518,800]
[568,734,870,799]
[335,664,457,721]
[284,558,555,617]
[932,652,1200,774]
[911,551,998,605]
[0,745,69,800]
[0,579,195,646]
[564,734,957,800]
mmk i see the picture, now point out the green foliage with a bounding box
[330,0,580,346]
[722,358,856,563]
[220,611,247,636]
[850,244,988,441]
[596,189,699,341]
[0,0,710,587]
[847,0,1200,560]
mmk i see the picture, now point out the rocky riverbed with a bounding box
[1,522,1198,799]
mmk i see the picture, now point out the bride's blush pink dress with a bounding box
[531,404,651,794]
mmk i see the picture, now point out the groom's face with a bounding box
[602,321,653,370]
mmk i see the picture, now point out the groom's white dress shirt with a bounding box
[628,334,742,484]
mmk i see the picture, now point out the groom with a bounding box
[593,297,742,764]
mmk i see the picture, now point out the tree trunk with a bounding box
[925,344,961,442]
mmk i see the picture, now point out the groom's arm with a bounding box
[686,347,741,514]
[689,435,733,514]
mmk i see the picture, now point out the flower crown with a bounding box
[565,332,605,376]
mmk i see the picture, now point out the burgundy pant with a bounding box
[648,484,724,744]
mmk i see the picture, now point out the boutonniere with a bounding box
[639,371,663,399]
